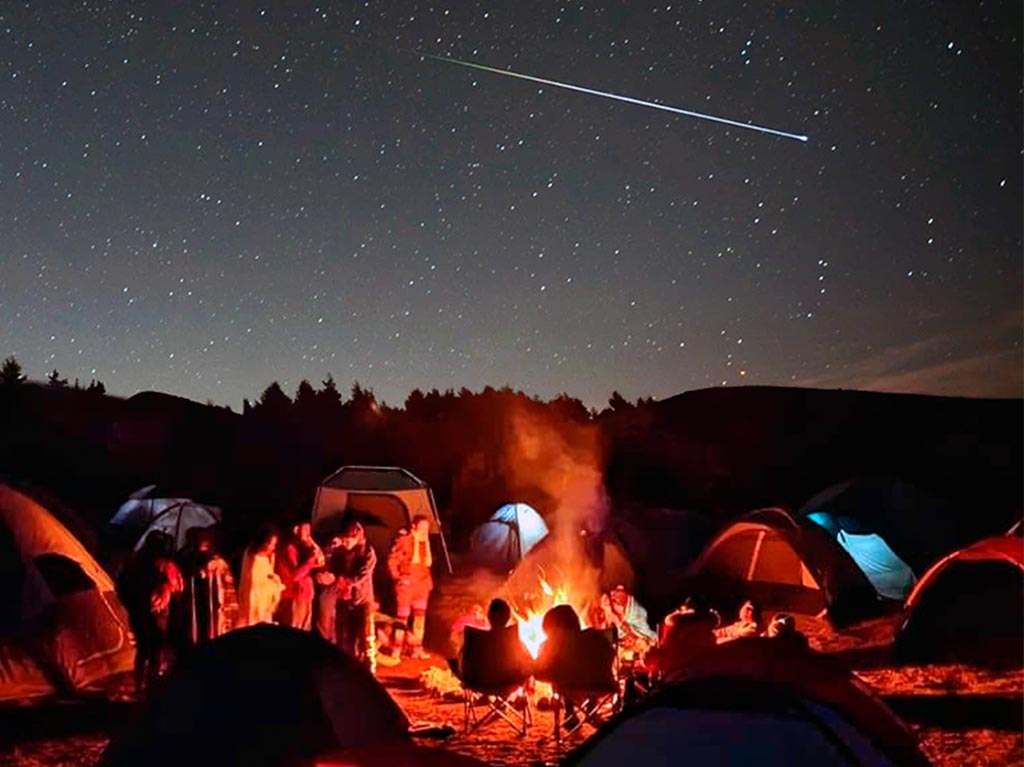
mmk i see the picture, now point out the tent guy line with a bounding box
[419,52,810,143]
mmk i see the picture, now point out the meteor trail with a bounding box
[421,53,809,143]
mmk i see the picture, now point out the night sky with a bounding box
[2,2,1021,409]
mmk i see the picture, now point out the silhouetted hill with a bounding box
[1,382,1020,558]
[604,385,1022,530]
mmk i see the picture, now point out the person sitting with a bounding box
[765,613,810,650]
[449,603,488,661]
[600,584,657,653]
[536,605,616,730]
[715,600,762,643]
[648,606,718,683]
[460,599,532,687]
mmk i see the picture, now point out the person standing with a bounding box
[237,527,284,627]
[117,530,183,698]
[275,521,324,630]
[387,515,434,660]
[329,520,377,672]
[178,527,237,647]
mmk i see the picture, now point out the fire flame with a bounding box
[515,577,575,659]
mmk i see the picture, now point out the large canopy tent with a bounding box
[312,467,452,611]
[798,477,995,601]
[896,536,1024,667]
[684,508,881,626]
[101,625,410,767]
[565,639,929,767]
[468,502,549,571]
[0,484,134,704]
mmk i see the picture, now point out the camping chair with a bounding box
[550,628,620,746]
[456,627,533,737]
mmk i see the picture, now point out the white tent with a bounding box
[133,501,221,552]
[469,503,549,571]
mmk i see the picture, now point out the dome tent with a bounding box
[0,484,134,703]
[469,502,549,571]
[101,625,410,767]
[685,508,880,625]
[131,501,220,551]
[798,477,985,601]
[565,639,929,767]
[896,535,1024,667]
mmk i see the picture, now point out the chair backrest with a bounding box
[461,626,530,690]
[551,629,618,694]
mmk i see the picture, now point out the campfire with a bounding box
[511,576,586,659]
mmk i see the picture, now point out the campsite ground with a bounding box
[5,644,1021,767]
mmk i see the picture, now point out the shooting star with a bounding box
[421,53,809,143]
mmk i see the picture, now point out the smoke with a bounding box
[503,404,608,538]
[499,403,610,604]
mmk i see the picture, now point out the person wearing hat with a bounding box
[328,519,377,672]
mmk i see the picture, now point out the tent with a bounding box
[101,625,410,767]
[468,503,549,571]
[565,639,929,767]
[131,501,221,552]
[109,492,193,530]
[312,466,451,571]
[798,478,990,601]
[312,467,452,613]
[0,484,134,703]
[896,536,1024,667]
[684,508,880,625]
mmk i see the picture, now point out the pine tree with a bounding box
[318,373,343,410]
[0,356,27,386]
[47,368,69,388]
[258,381,292,412]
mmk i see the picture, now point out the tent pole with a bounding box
[428,487,453,573]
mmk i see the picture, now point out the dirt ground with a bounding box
[4,649,1022,767]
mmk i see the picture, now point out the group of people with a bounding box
[116,513,438,698]
[117,526,238,697]
[648,598,809,683]
[453,589,810,730]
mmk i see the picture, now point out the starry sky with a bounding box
[1,1,1021,409]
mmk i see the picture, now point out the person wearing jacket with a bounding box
[329,519,377,671]
[275,521,324,630]
[387,515,433,660]
[117,530,184,698]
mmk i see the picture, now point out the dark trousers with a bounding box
[336,602,370,663]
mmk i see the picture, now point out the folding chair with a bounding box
[456,626,532,737]
[550,628,620,746]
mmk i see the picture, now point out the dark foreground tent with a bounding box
[468,502,549,571]
[896,536,1024,667]
[101,625,411,767]
[0,484,134,704]
[685,508,880,625]
[565,639,929,767]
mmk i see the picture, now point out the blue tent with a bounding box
[801,479,927,600]
[469,503,549,571]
